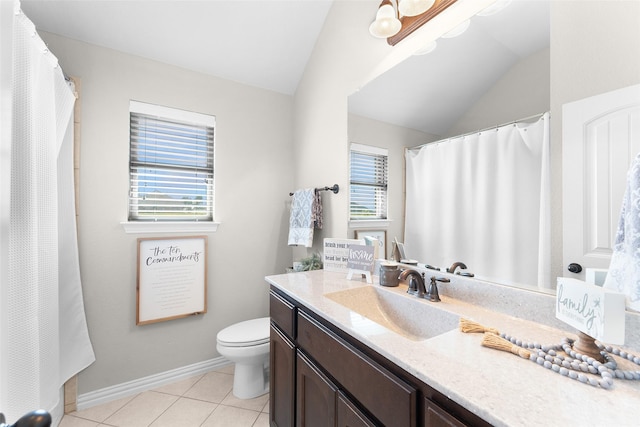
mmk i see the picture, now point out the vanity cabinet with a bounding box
[269,286,488,427]
[269,292,296,427]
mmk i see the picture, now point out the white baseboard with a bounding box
[77,357,231,411]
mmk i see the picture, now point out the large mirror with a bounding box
[348,0,551,291]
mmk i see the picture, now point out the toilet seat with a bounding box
[217,317,270,347]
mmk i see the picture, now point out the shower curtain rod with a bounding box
[408,111,548,151]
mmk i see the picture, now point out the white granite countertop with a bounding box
[266,270,640,427]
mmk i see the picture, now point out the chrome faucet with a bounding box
[398,269,427,298]
[447,262,467,274]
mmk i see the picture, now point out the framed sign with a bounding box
[137,236,207,325]
[355,229,387,259]
[323,238,362,272]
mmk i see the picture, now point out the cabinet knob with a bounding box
[567,263,583,274]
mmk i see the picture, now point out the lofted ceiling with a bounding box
[20,0,335,95]
[20,0,549,135]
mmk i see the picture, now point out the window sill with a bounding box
[121,221,220,234]
[349,220,391,229]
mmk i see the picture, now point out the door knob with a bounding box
[568,263,583,274]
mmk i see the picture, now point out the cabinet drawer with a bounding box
[298,311,417,427]
[270,289,296,338]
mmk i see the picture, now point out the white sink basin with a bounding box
[324,285,459,341]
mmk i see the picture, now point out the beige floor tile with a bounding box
[149,397,217,427]
[253,413,270,427]
[68,395,136,423]
[104,391,177,427]
[261,399,269,414]
[183,371,233,403]
[152,374,203,396]
[221,391,269,412]
[214,363,234,375]
[59,415,100,427]
[201,405,259,427]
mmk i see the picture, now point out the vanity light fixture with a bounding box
[370,0,514,46]
[369,0,438,38]
[370,0,458,46]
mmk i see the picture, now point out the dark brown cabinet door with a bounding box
[424,399,467,427]
[337,391,377,427]
[270,324,296,427]
[296,351,337,427]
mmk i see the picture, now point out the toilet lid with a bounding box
[217,317,270,347]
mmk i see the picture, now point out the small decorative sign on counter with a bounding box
[346,244,375,284]
[556,278,625,344]
[323,238,362,272]
[137,236,207,325]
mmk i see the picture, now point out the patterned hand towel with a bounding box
[288,189,323,247]
[604,152,640,312]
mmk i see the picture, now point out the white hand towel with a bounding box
[604,152,640,312]
[288,189,316,247]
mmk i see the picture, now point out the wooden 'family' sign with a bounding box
[137,236,207,325]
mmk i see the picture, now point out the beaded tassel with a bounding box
[459,317,640,389]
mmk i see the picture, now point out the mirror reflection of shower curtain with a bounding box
[404,113,550,289]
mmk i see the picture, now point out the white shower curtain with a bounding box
[0,2,95,422]
[405,113,550,289]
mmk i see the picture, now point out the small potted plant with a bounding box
[288,253,323,273]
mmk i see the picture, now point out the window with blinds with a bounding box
[349,143,388,220]
[129,101,215,221]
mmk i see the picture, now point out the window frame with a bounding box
[349,143,389,222]
[123,101,218,233]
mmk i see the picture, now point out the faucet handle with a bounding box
[426,276,443,302]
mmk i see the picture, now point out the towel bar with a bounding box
[289,184,339,196]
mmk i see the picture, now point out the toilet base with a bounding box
[232,361,269,399]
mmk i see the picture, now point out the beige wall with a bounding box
[40,32,294,394]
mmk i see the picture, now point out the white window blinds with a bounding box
[129,101,215,221]
[350,143,388,220]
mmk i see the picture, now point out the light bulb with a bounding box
[398,0,436,17]
[369,4,401,38]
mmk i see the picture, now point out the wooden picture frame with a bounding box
[136,236,207,325]
[355,229,387,259]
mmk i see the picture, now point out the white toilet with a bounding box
[216,317,270,399]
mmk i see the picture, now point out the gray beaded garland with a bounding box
[500,332,640,390]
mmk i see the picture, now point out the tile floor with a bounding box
[60,365,270,427]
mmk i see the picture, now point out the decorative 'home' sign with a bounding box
[346,244,375,284]
[556,278,625,344]
[137,236,207,325]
